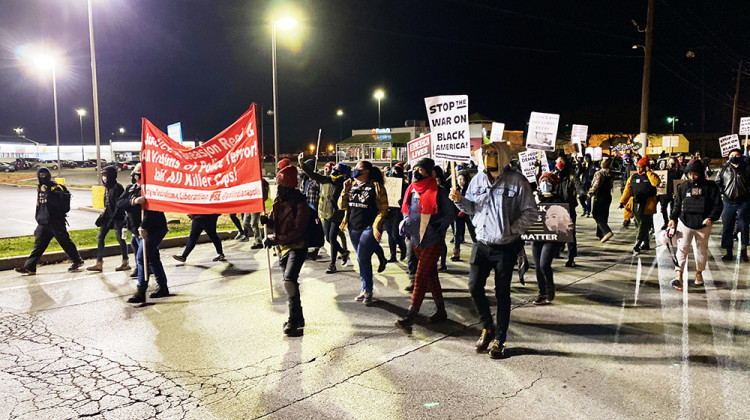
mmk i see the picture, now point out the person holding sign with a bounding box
[338,161,389,306]
[394,158,456,335]
[588,158,614,243]
[716,149,750,262]
[657,157,682,231]
[449,142,538,359]
[619,157,660,254]
[531,172,568,305]
[668,159,723,291]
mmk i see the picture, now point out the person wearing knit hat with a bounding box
[619,155,661,254]
[277,158,292,171]
[668,159,723,290]
[588,158,615,243]
[87,165,130,273]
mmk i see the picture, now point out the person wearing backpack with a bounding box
[87,165,129,272]
[589,158,615,243]
[619,157,660,254]
[16,167,84,274]
[261,165,310,336]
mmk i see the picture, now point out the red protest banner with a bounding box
[407,133,432,163]
[140,104,264,214]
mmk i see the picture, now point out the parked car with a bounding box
[62,160,78,168]
[0,162,17,172]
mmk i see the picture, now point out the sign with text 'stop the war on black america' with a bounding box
[425,95,471,162]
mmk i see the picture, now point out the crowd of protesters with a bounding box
[14,142,750,358]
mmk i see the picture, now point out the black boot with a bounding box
[428,300,447,323]
[394,306,419,334]
[284,299,304,337]
[149,285,170,298]
[127,285,147,304]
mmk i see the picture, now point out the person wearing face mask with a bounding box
[298,155,352,274]
[262,165,310,336]
[394,158,456,334]
[716,149,750,262]
[299,158,322,261]
[574,154,597,217]
[532,172,567,305]
[588,158,614,243]
[338,160,389,306]
[451,170,476,261]
[657,157,683,231]
[669,159,723,290]
[449,142,538,359]
[384,165,408,263]
[554,156,579,267]
[16,168,84,275]
[619,157,661,254]
[87,166,129,272]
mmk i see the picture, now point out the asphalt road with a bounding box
[0,202,748,419]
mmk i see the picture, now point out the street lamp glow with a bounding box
[373,90,385,100]
[328,144,334,152]
[76,108,87,117]
[666,116,674,123]
[336,109,344,116]
[14,127,24,136]
[118,127,126,134]
[276,17,297,30]
[309,144,315,152]
[270,13,303,169]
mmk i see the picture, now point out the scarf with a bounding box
[401,177,439,215]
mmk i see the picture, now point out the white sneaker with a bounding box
[601,232,614,243]
[694,272,704,286]
[354,290,366,302]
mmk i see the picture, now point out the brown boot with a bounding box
[86,261,103,272]
[115,260,131,271]
[476,328,494,353]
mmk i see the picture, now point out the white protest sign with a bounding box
[424,95,471,162]
[518,151,538,183]
[384,177,403,208]
[489,122,505,143]
[571,124,588,144]
[740,117,750,135]
[538,150,550,173]
[719,134,741,157]
[591,147,603,161]
[662,135,679,149]
[526,112,560,152]
[407,133,432,164]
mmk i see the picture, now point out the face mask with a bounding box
[540,182,553,194]
[730,156,742,165]
[556,161,565,170]
[484,155,498,170]
[102,176,108,184]
[352,169,363,179]
[413,171,425,182]
[132,173,141,184]
[277,185,294,200]
[38,173,51,184]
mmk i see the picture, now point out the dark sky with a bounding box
[2,0,749,153]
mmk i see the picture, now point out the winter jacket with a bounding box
[403,184,456,248]
[620,170,660,216]
[716,161,750,203]
[117,184,167,234]
[299,164,345,222]
[35,182,68,225]
[268,189,309,247]
[671,178,723,230]
[98,183,125,228]
[588,168,613,200]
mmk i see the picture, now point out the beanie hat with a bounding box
[277,158,291,170]
[413,157,435,175]
[276,165,298,188]
[335,163,351,177]
[685,159,705,176]
[539,171,560,186]
[637,156,650,167]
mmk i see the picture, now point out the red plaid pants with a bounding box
[411,241,445,309]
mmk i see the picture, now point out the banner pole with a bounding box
[263,213,274,302]
[450,161,457,190]
[745,134,748,154]
[314,128,322,170]
[140,209,148,290]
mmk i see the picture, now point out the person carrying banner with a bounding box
[338,160,388,306]
[86,165,129,272]
[588,158,615,243]
[620,157,660,254]
[16,168,84,275]
[121,164,169,304]
[172,214,225,263]
[657,157,682,231]
[449,142,538,359]
[243,177,270,250]
[716,149,750,262]
[669,159,723,290]
[532,172,567,305]
[297,155,351,274]
[263,165,310,336]
[451,170,476,261]
[394,158,456,334]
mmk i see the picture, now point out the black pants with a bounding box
[567,211,578,261]
[453,216,476,251]
[25,221,83,270]
[280,247,307,325]
[229,214,245,235]
[592,196,612,238]
[578,193,591,215]
[406,238,418,281]
[658,195,672,227]
[182,215,223,257]
[634,201,653,245]
[531,242,561,298]
[467,240,522,344]
[384,208,406,259]
[322,218,344,266]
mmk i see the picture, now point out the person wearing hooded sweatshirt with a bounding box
[620,156,660,254]
[716,148,750,262]
[16,168,84,274]
[395,158,456,334]
[262,165,310,336]
[87,166,129,272]
[588,157,615,243]
[172,213,225,263]
[451,170,476,261]
[298,154,351,274]
[338,160,389,306]
[669,159,723,291]
[554,156,579,267]
[657,157,683,231]
[450,142,538,359]
[532,172,568,305]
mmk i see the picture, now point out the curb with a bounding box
[0,230,237,271]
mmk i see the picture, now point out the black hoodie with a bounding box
[671,162,723,230]
[35,167,68,225]
[100,166,125,227]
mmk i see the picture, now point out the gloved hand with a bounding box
[263,236,276,248]
[399,219,408,238]
[259,214,269,225]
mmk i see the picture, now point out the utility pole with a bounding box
[638,0,655,157]
[732,60,742,134]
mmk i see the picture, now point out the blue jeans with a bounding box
[136,228,168,288]
[349,227,377,293]
[721,200,750,251]
[96,220,128,261]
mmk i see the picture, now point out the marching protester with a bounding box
[432,165,452,272]
[243,177,270,250]
[620,157,660,254]
[532,172,566,305]
[369,166,390,274]
[657,157,683,230]
[716,149,750,262]
[554,156,578,267]
[87,165,130,272]
[298,156,351,274]
[395,158,456,334]
[588,157,614,243]
[16,168,84,275]
[229,214,247,242]
[172,213,226,263]
[450,142,538,359]
[338,160,388,306]
[262,165,310,336]
[451,170,476,261]
[120,164,169,304]
[575,154,596,217]
[668,159,723,290]
[299,159,322,261]
[384,165,408,262]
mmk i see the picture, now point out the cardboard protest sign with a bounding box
[489,122,505,143]
[719,134,741,157]
[673,179,687,198]
[571,124,588,144]
[520,203,574,243]
[740,117,750,135]
[538,150,550,173]
[526,112,560,152]
[384,177,404,208]
[407,133,432,163]
[661,135,679,149]
[140,104,264,214]
[563,142,576,155]
[518,150,538,183]
[424,95,471,162]
[654,170,668,195]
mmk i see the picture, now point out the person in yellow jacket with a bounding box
[619,156,660,254]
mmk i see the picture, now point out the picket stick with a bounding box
[314,128,322,170]
[450,161,457,190]
[140,209,148,290]
[745,134,748,154]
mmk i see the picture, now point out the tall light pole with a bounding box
[77,108,87,161]
[373,90,384,128]
[336,109,344,142]
[666,116,678,134]
[634,0,654,157]
[87,0,103,179]
[28,53,63,178]
[271,17,297,169]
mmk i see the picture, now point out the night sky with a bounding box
[1,0,749,154]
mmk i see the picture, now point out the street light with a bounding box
[13,127,24,137]
[118,127,126,135]
[336,109,344,142]
[84,0,104,181]
[666,116,678,133]
[373,89,385,128]
[271,16,298,169]
[76,108,86,161]
[309,144,315,153]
